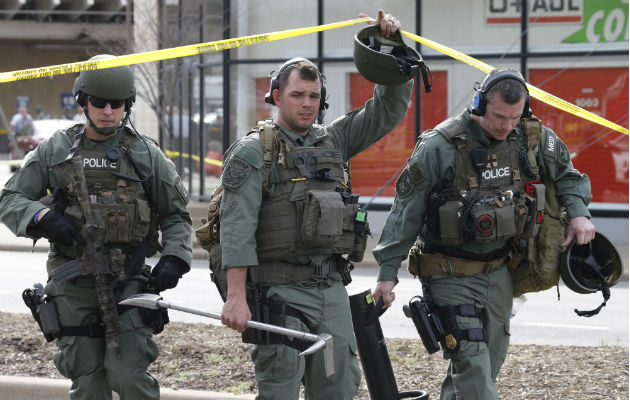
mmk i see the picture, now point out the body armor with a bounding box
[423,115,544,249]
[48,126,154,268]
[197,121,368,299]
[255,130,363,261]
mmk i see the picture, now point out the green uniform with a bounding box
[220,81,413,399]
[373,110,591,400]
[0,123,192,400]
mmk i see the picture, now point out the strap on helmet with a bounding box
[573,256,612,317]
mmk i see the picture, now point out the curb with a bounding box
[0,375,255,400]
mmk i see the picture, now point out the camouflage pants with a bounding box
[251,273,361,400]
[45,274,160,400]
[427,265,513,400]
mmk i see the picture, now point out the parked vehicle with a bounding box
[8,119,76,172]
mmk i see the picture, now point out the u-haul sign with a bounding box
[486,0,583,24]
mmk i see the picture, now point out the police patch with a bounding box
[558,142,571,165]
[408,161,425,184]
[395,168,414,198]
[222,157,252,190]
[175,176,189,202]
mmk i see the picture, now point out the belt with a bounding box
[422,243,510,262]
[249,256,342,285]
[416,252,507,277]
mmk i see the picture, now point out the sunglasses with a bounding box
[88,96,126,109]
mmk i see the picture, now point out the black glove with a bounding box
[38,210,86,247]
[151,255,189,292]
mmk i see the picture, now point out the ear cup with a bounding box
[76,93,87,108]
[469,70,530,117]
[264,57,328,111]
[470,91,484,116]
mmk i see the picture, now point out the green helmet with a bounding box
[353,25,426,86]
[72,54,135,107]
[560,232,623,294]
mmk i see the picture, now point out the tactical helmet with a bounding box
[72,54,135,109]
[560,232,623,294]
[353,25,426,86]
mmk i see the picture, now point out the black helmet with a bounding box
[560,232,623,317]
[72,54,136,110]
[354,25,431,91]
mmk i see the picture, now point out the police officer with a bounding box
[219,10,413,399]
[0,54,192,400]
[372,68,595,400]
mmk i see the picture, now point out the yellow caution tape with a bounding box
[0,17,370,84]
[1,17,624,136]
[164,150,223,167]
[401,31,629,136]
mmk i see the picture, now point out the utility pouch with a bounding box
[523,183,545,237]
[426,190,445,237]
[195,186,224,251]
[301,190,354,252]
[407,241,422,277]
[403,296,444,354]
[495,204,517,239]
[438,201,462,245]
[348,209,370,263]
[514,197,529,235]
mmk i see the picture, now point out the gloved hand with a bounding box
[38,210,86,247]
[151,255,189,292]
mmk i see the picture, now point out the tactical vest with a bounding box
[48,127,155,265]
[407,116,568,297]
[423,116,544,248]
[255,130,361,261]
[196,121,368,300]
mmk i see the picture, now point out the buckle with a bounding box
[314,260,331,278]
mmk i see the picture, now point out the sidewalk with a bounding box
[0,375,254,400]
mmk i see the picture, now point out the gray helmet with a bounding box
[72,54,135,108]
[560,232,623,294]
[354,25,428,87]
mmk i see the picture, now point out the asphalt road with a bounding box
[2,251,627,347]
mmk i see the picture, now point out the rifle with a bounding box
[53,156,124,355]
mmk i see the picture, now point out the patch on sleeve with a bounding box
[395,168,414,198]
[543,134,558,158]
[557,141,571,165]
[175,176,189,202]
[222,157,252,190]
[408,161,425,184]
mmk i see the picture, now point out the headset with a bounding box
[469,69,531,118]
[264,57,329,111]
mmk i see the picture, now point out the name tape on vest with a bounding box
[83,157,116,169]
[481,166,510,181]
